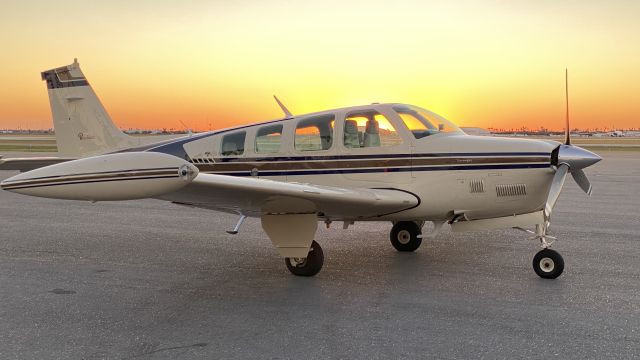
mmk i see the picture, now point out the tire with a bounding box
[390,221,422,252]
[285,240,324,277]
[532,248,564,279]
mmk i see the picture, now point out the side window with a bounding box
[295,114,335,152]
[220,131,246,156]
[344,111,402,148]
[397,111,431,139]
[393,105,459,139]
[255,124,283,154]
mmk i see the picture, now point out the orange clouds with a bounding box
[0,1,638,131]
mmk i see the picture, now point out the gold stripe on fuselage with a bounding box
[193,156,549,173]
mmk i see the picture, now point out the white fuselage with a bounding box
[150,103,558,221]
[1,103,558,223]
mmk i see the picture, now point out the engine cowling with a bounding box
[0,152,198,201]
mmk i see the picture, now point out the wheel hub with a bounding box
[291,257,307,267]
[539,257,555,272]
[397,230,411,244]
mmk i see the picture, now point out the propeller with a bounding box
[545,163,569,218]
[571,168,593,195]
[544,69,601,219]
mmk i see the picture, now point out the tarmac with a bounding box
[0,151,638,359]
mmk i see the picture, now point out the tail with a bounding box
[41,59,137,157]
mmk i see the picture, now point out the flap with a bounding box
[163,173,419,219]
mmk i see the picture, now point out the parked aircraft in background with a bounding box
[0,61,601,278]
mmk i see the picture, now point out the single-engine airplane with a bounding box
[0,61,601,278]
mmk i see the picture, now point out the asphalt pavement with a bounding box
[0,151,638,359]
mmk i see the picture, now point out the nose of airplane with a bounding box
[555,144,602,170]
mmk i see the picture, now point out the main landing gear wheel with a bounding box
[533,248,564,279]
[390,221,422,252]
[285,240,324,277]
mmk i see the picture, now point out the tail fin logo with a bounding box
[77,132,96,140]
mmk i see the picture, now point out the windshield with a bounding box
[393,105,462,139]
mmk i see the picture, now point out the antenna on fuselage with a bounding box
[273,95,294,119]
[179,119,193,137]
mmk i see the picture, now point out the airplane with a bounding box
[0,61,601,278]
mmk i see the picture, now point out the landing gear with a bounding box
[285,240,324,277]
[390,221,422,252]
[515,223,565,279]
[532,248,564,279]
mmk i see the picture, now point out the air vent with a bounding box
[190,156,214,164]
[469,179,485,193]
[496,183,527,197]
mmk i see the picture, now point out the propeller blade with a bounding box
[571,168,593,196]
[545,164,569,218]
[564,68,571,145]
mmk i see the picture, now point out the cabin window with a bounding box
[295,114,335,151]
[220,131,246,156]
[343,111,402,148]
[255,124,283,154]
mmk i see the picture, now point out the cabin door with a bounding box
[339,109,412,185]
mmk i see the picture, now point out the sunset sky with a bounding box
[0,0,638,131]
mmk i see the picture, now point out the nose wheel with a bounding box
[533,248,564,279]
[515,225,566,279]
[390,221,422,252]
[285,240,324,277]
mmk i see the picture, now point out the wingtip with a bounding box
[0,179,10,191]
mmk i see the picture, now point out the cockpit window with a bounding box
[393,105,460,139]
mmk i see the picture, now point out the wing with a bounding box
[0,157,74,172]
[161,173,419,219]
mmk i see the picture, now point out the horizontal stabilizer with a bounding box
[0,157,73,172]
[1,152,198,201]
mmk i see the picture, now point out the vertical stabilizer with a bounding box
[41,59,137,157]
